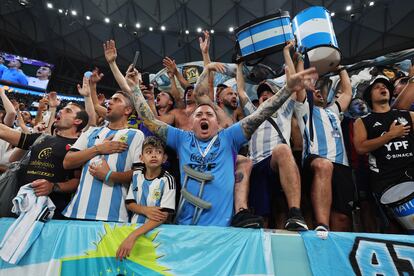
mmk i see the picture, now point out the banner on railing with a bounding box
[0,218,273,276]
[300,231,414,276]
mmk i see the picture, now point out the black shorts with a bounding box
[249,156,283,216]
[303,155,355,216]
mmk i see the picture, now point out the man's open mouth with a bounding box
[201,121,209,130]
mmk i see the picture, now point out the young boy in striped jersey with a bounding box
[116,136,176,260]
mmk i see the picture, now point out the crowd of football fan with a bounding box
[1,31,414,259]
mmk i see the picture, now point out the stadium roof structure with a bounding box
[1,0,413,94]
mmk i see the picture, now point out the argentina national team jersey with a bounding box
[294,100,349,166]
[244,97,296,165]
[63,126,144,222]
[126,165,176,224]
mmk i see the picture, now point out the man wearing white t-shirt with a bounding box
[63,91,144,222]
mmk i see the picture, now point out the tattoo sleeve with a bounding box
[194,70,210,100]
[132,85,168,141]
[240,86,291,139]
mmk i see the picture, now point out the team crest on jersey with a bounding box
[38,147,52,159]
[398,117,408,126]
[151,189,161,200]
[118,134,128,143]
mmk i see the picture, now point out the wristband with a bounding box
[104,170,112,183]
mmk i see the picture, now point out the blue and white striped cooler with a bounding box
[292,6,341,75]
[381,181,414,233]
[235,11,293,62]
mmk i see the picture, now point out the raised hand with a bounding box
[77,76,91,97]
[141,84,155,101]
[38,97,49,111]
[199,30,210,54]
[97,93,106,105]
[90,68,104,85]
[285,66,318,93]
[47,91,61,108]
[284,39,295,51]
[125,65,141,89]
[206,62,226,73]
[163,57,178,75]
[103,40,117,64]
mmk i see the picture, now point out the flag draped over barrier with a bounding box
[0,218,273,276]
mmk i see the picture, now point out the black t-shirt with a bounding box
[17,133,79,218]
[361,109,414,193]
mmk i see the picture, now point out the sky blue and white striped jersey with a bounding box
[244,96,296,165]
[294,100,349,166]
[126,165,176,224]
[63,126,144,222]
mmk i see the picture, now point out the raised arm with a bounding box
[199,31,211,66]
[77,76,97,128]
[295,54,307,103]
[125,68,169,142]
[240,67,317,139]
[0,123,21,146]
[0,87,17,127]
[283,40,296,74]
[336,67,352,112]
[163,58,190,89]
[89,69,107,118]
[193,63,234,127]
[103,40,132,93]
[45,91,60,134]
[236,62,251,110]
[163,57,185,108]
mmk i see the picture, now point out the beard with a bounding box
[223,100,237,110]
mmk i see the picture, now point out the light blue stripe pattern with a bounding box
[237,17,291,40]
[312,108,328,158]
[66,128,104,218]
[240,33,294,55]
[108,130,137,221]
[293,6,329,27]
[85,130,117,219]
[326,109,343,164]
